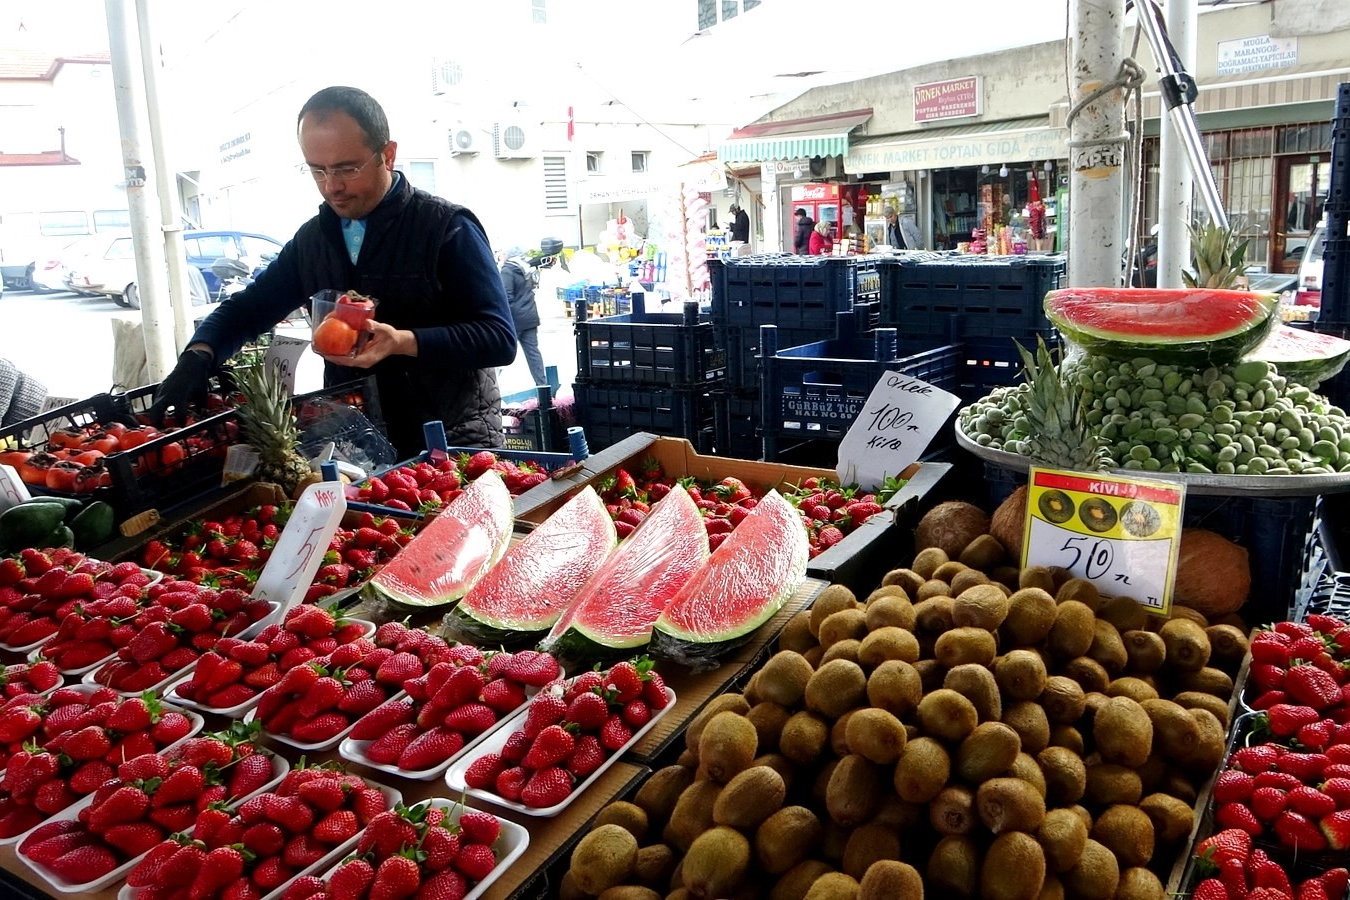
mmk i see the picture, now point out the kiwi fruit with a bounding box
[882,568,928,600]
[845,708,907,765]
[1048,601,1096,658]
[945,663,1003,722]
[864,583,910,604]
[1038,746,1087,806]
[664,780,722,853]
[950,721,1020,783]
[1083,762,1143,807]
[1040,676,1087,725]
[894,736,952,803]
[1167,605,1210,627]
[995,650,1050,701]
[1002,701,1051,755]
[771,861,836,900]
[864,596,916,632]
[1062,656,1111,694]
[1161,769,1199,804]
[981,831,1047,900]
[1061,839,1120,900]
[593,801,649,842]
[1138,792,1195,844]
[992,565,1023,589]
[917,688,979,742]
[1105,677,1160,703]
[953,583,1010,630]
[960,532,1007,569]
[951,568,992,595]
[1185,708,1227,772]
[821,820,851,865]
[915,658,946,693]
[927,834,981,899]
[699,711,758,784]
[1037,807,1089,873]
[1003,588,1059,645]
[931,784,978,835]
[686,694,752,753]
[1019,566,1057,593]
[1205,624,1250,670]
[779,611,817,654]
[1040,876,1065,900]
[1097,595,1149,633]
[757,652,815,707]
[1115,867,1165,900]
[826,754,882,828]
[1177,667,1234,698]
[933,560,971,583]
[822,639,862,666]
[803,646,825,668]
[1139,699,1199,762]
[570,824,639,895]
[1010,751,1049,797]
[682,826,750,900]
[635,766,695,824]
[597,888,659,900]
[813,759,841,809]
[1056,578,1103,612]
[746,701,792,753]
[819,609,869,649]
[842,823,903,880]
[866,659,923,717]
[935,627,998,668]
[858,860,924,900]
[677,748,699,770]
[915,594,955,628]
[908,548,949,581]
[804,872,861,900]
[1159,618,1212,672]
[1094,697,1154,768]
[917,501,990,557]
[1171,691,1231,727]
[857,626,920,667]
[977,776,1046,833]
[810,585,859,637]
[873,794,923,829]
[830,711,858,758]
[805,659,868,720]
[1086,621,1128,674]
[755,806,823,874]
[712,765,786,829]
[559,870,588,900]
[779,711,831,766]
[634,844,676,886]
[1048,724,1085,756]
[1122,631,1167,674]
[1090,804,1154,868]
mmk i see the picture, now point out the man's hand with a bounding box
[319,320,416,369]
[146,348,213,427]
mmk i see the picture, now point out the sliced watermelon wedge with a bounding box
[446,486,618,646]
[539,483,709,663]
[1045,287,1278,364]
[367,469,513,608]
[650,490,808,670]
[1249,325,1350,389]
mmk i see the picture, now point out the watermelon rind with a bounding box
[368,469,513,608]
[1249,325,1350,389]
[445,486,618,647]
[1046,288,1278,364]
[650,490,809,671]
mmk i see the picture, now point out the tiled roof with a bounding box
[0,151,80,166]
[0,48,110,80]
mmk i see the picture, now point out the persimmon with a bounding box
[17,454,55,485]
[72,449,106,467]
[333,291,376,328]
[313,315,360,356]
[47,428,84,450]
[44,461,82,492]
[0,450,31,470]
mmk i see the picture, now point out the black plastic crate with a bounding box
[0,393,128,451]
[879,255,1066,339]
[712,255,881,330]
[711,392,762,460]
[575,298,726,388]
[571,383,712,452]
[954,332,1058,401]
[717,303,880,395]
[501,387,572,453]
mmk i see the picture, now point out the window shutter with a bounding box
[544,156,569,210]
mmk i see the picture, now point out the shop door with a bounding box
[1274,154,1330,274]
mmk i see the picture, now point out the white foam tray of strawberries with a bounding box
[243,690,409,754]
[161,617,378,720]
[0,663,64,698]
[16,751,291,895]
[30,645,115,677]
[0,569,164,656]
[446,685,676,817]
[338,689,534,782]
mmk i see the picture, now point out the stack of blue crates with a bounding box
[1307,84,1350,407]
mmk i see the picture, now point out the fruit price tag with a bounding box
[1022,467,1186,614]
[251,481,347,611]
[836,371,961,491]
[0,464,31,511]
[264,335,309,394]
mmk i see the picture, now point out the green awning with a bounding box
[717,110,872,163]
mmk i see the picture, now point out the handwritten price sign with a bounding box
[251,481,346,612]
[264,335,309,395]
[1023,467,1186,614]
[0,464,31,512]
[836,371,960,492]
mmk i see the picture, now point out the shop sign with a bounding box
[836,372,961,491]
[789,183,838,202]
[913,76,982,122]
[1216,35,1297,76]
[1022,467,1186,614]
[219,132,252,166]
[762,158,814,179]
[844,126,1067,175]
[576,175,663,205]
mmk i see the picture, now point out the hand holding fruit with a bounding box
[315,319,415,368]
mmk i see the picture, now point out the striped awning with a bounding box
[717,109,872,163]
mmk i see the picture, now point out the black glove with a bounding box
[147,348,213,427]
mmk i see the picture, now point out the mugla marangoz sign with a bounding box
[914,77,982,122]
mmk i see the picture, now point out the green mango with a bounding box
[0,502,68,553]
[70,501,115,552]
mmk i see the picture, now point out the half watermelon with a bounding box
[445,486,618,647]
[1249,325,1350,389]
[539,483,709,663]
[650,490,809,670]
[367,468,513,608]
[1045,287,1278,364]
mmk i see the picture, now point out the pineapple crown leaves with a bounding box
[876,475,907,506]
[1013,337,1110,472]
[1182,218,1251,289]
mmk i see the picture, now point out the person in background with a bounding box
[0,359,46,428]
[808,220,834,256]
[728,203,750,244]
[147,85,517,456]
[499,247,548,388]
[793,207,815,255]
[883,205,908,250]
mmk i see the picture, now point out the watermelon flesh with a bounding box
[447,486,618,645]
[1045,288,1278,364]
[368,469,513,607]
[650,490,808,671]
[540,483,709,660]
[1249,325,1350,389]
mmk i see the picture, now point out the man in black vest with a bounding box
[148,86,517,455]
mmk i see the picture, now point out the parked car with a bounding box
[1299,221,1326,299]
[64,229,283,307]
[30,235,109,293]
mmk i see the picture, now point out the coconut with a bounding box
[1172,529,1250,618]
[990,486,1028,561]
[916,502,991,560]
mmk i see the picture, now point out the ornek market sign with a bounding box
[914,76,982,122]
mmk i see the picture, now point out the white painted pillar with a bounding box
[1156,0,1198,287]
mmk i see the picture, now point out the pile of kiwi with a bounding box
[560,500,1249,900]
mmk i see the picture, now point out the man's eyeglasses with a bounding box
[298,150,382,183]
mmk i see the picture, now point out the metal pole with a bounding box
[1068,0,1128,287]
[1156,0,1197,287]
[136,0,193,353]
[103,0,173,383]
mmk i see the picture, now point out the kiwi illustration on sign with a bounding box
[1119,501,1162,538]
[1036,489,1075,524]
[1077,498,1118,534]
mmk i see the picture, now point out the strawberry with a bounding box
[313,809,359,844]
[1219,857,1248,900]
[1289,785,1338,819]
[454,842,498,883]
[328,857,376,898]
[1302,880,1333,900]
[496,767,528,802]
[337,679,387,716]
[1277,752,1329,781]
[642,670,670,710]
[622,699,652,729]
[1321,869,1350,899]
[398,728,466,772]
[443,703,498,736]
[87,784,151,833]
[520,766,572,808]
[372,854,422,898]
[567,734,606,778]
[523,725,575,769]
[290,712,349,743]
[1266,704,1323,736]
[253,854,294,889]
[351,700,415,741]
[366,723,419,765]
[1249,787,1288,822]
[1232,744,1282,774]
[457,809,500,846]
[566,692,609,731]
[481,678,527,714]
[463,451,497,480]
[243,823,285,858]
[1287,664,1344,710]
[1322,777,1350,809]
[1213,770,1255,805]
[375,651,423,686]
[500,730,531,764]
[1251,848,1293,896]
[1215,801,1263,835]
[465,753,507,790]
[1195,828,1252,866]
[49,845,118,883]
[503,650,561,687]
[600,714,633,752]
[422,832,463,874]
[1298,718,1336,750]
[603,660,646,703]
[522,694,567,739]
[1323,808,1350,850]
[1275,809,1329,851]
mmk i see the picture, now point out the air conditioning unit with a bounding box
[493,120,537,159]
[430,58,465,96]
[449,124,481,156]
[808,156,842,178]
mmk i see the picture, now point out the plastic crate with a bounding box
[711,255,881,329]
[583,286,633,318]
[953,332,1057,401]
[575,297,727,388]
[711,392,762,460]
[0,393,129,451]
[879,255,1067,339]
[571,383,712,452]
[502,385,573,453]
[94,409,242,521]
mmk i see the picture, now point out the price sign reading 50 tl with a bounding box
[1022,467,1186,615]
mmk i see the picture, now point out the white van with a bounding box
[1300,221,1325,299]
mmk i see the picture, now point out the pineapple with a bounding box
[1014,338,1109,472]
[1183,219,1249,289]
[231,363,313,495]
